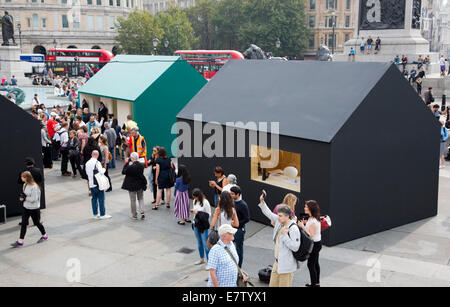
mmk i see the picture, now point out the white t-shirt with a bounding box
[440,58,446,66]
[193,199,211,216]
[306,217,321,242]
[85,158,105,188]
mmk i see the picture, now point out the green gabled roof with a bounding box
[79,55,180,102]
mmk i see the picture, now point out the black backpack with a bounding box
[288,223,314,262]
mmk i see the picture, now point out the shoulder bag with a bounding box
[224,247,254,287]
[94,162,110,191]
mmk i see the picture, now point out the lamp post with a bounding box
[53,38,57,49]
[164,38,169,55]
[17,20,22,52]
[275,38,281,56]
[176,23,179,50]
[152,38,159,55]
[331,11,336,55]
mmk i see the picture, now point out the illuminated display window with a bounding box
[251,145,301,192]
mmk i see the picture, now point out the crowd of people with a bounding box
[11,98,327,287]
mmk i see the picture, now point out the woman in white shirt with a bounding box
[191,188,212,265]
[298,200,322,288]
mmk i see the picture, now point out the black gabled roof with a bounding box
[177,60,393,143]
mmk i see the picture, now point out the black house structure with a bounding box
[0,95,45,217]
[176,60,441,246]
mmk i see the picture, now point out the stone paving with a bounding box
[0,159,449,287]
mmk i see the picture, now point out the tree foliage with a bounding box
[115,0,309,57]
[155,5,197,54]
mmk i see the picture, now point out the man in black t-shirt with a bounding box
[230,185,250,268]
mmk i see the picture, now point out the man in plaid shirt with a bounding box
[207,224,239,287]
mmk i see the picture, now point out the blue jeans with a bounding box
[194,226,209,260]
[234,225,246,268]
[90,186,105,216]
[108,146,116,169]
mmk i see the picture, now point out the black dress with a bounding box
[156,158,173,189]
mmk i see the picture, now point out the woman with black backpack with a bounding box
[298,200,322,288]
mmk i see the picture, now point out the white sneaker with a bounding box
[99,214,112,220]
[93,215,100,220]
[194,260,205,265]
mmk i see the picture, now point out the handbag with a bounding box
[258,265,272,283]
[320,215,332,232]
[168,162,176,185]
[94,162,110,191]
[224,247,254,287]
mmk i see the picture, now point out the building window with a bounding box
[62,0,67,4]
[62,15,69,28]
[326,0,337,10]
[345,34,350,42]
[345,15,350,27]
[32,13,39,28]
[97,16,103,30]
[126,0,129,7]
[27,18,31,28]
[88,15,94,29]
[42,18,47,28]
[309,35,315,49]
[310,0,315,10]
[131,0,134,7]
[97,0,101,5]
[326,34,336,47]
[109,0,113,5]
[87,0,92,4]
[346,0,351,10]
[309,16,315,28]
[251,145,301,193]
[117,0,121,6]
[109,16,115,29]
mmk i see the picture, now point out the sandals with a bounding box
[152,205,159,210]
[177,221,186,225]
[165,203,170,208]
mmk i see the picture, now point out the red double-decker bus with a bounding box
[174,50,244,80]
[45,48,114,77]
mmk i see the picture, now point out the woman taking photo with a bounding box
[191,188,211,264]
[208,166,229,205]
[298,200,322,287]
[153,147,174,210]
[210,191,239,229]
[11,171,48,247]
[174,165,191,225]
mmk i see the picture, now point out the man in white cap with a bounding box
[207,224,241,287]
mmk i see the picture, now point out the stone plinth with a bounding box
[0,45,27,86]
[335,0,439,74]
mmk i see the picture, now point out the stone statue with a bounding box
[411,0,422,29]
[2,11,16,46]
[316,44,333,61]
[243,44,267,60]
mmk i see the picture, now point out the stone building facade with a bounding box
[143,0,195,15]
[304,0,357,59]
[1,0,143,55]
